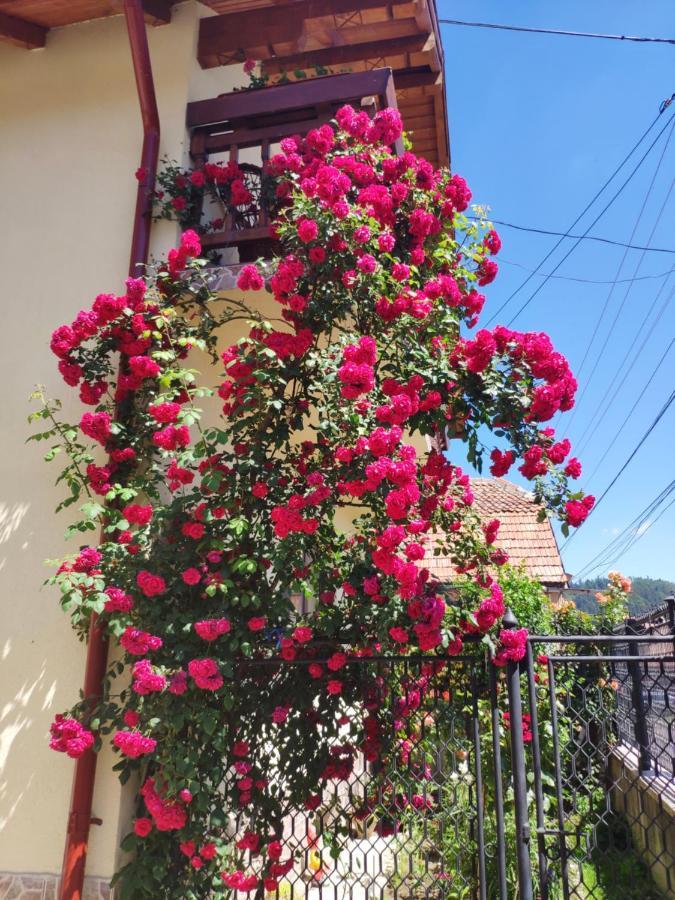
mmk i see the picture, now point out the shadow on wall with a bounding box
[0,651,51,831]
[0,498,52,833]
[0,502,30,570]
[0,494,78,868]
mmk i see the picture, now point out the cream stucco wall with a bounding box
[0,2,244,879]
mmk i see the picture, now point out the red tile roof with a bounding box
[425,478,567,587]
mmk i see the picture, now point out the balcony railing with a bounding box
[185,68,402,262]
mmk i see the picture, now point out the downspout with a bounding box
[58,3,160,897]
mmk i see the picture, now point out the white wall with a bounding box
[0,2,243,877]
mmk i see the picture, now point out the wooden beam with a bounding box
[393,67,441,89]
[0,11,47,49]
[198,0,414,67]
[260,32,431,76]
[187,68,395,127]
[329,18,425,49]
[141,0,172,25]
[201,7,303,52]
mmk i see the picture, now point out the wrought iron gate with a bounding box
[240,622,675,900]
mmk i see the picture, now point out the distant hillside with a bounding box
[568,576,675,617]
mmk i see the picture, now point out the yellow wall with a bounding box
[0,2,243,878]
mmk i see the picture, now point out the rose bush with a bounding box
[34,104,593,897]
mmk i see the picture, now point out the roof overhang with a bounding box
[0,0,174,48]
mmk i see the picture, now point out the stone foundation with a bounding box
[0,874,112,900]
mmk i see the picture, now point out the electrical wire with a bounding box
[561,132,675,436]
[438,19,675,45]
[573,479,675,578]
[469,219,675,254]
[498,258,673,285]
[580,338,674,487]
[572,479,675,579]
[561,386,675,549]
[504,112,675,326]
[483,107,671,326]
[574,278,674,457]
[617,495,675,560]
[575,481,675,578]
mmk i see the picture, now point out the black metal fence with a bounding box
[614,600,675,778]
[230,653,497,900]
[228,620,675,900]
[524,632,675,900]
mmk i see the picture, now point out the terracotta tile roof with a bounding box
[424,478,567,587]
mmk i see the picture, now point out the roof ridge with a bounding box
[472,476,534,499]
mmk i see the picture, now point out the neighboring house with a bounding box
[425,478,569,602]
[0,0,449,895]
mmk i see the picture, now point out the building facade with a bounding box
[0,1,448,893]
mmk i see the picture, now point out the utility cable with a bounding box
[438,19,675,45]
[574,480,675,579]
[572,479,675,579]
[498,259,673,285]
[468,218,675,254]
[561,386,675,549]
[562,132,675,436]
[505,112,675,326]
[574,279,674,457]
[574,500,673,579]
[617,495,675,562]
[484,107,674,326]
[581,339,674,487]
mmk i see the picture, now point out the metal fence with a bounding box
[228,652,497,900]
[524,631,675,900]
[613,600,675,778]
[225,619,675,900]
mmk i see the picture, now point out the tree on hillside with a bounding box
[568,575,675,616]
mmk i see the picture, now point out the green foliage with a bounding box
[569,575,674,617]
[497,565,554,633]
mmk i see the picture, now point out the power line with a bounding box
[484,106,674,326]
[573,479,675,579]
[499,258,674,285]
[575,481,675,578]
[505,113,675,325]
[573,479,675,578]
[575,281,674,458]
[438,19,675,45]
[617,495,675,561]
[472,219,675,254]
[562,386,675,549]
[571,200,675,445]
[561,131,675,436]
[581,339,674,487]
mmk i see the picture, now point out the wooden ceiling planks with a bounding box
[0,0,172,36]
[197,3,436,68]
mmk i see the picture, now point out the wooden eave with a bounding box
[0,0,174,46]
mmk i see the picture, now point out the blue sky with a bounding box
[439,1,675,581]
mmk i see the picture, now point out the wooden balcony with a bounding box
[194,0,449,169]
[185,68,402,262]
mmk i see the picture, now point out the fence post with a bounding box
[666,595,675,633]
[625,617,652,773]
[488,660,509,899]
[503,608,534,900]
